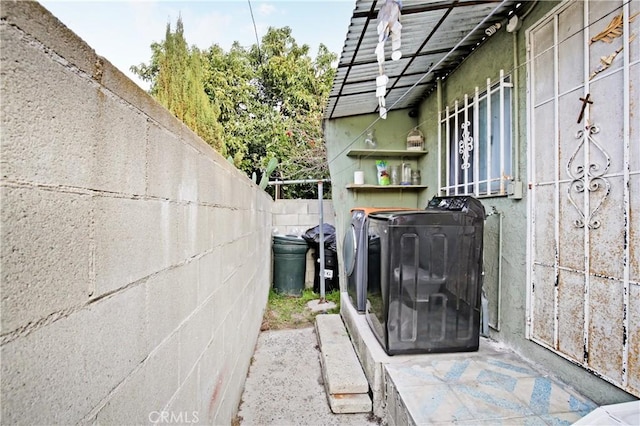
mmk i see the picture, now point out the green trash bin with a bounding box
[272,235,308,296]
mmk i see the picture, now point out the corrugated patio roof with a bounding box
[325,0,525,120]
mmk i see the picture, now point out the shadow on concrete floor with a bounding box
[237,326,381,426]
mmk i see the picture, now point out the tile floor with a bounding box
[385,348,597,425]
[341,295,603,425]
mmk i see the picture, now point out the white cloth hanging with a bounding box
[375,0,402,118]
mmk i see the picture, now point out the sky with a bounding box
[40,0,355,90]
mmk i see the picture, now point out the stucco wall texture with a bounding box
[324,0,632,406]
[0,1,273,424]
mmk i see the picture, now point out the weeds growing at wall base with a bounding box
[261,288,340,330]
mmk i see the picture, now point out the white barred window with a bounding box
[439,70,513,196]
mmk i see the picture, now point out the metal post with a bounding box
[318,181,325,302]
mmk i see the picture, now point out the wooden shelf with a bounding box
[346,149,428,197]
[346,184,428,191]
[346,149,427,158]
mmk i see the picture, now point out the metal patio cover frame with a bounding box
[325,0,524,120]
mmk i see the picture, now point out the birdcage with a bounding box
[406,127,424,151]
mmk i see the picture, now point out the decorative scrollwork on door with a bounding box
[458,121,474,170]
[566,124,611,229]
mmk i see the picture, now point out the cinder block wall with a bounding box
[0,2,272,424]
[272,199,335,288]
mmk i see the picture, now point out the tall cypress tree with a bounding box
[132,17,224,154]
[133,20,337,197]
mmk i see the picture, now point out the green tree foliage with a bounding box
[131,17,225,154]
[132,19,337,199]
[250,27,336,198]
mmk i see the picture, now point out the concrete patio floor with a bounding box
[236,327,380,426]
[237,313,599,425]
[341,293,599,426]
[384,347,596,425]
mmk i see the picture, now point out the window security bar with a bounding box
[439,70,513,197]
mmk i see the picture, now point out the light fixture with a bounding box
[485,22,502,36]
[506,15,522,33]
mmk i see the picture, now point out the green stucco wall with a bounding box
[324,0,634,404]
[325,110,429,281]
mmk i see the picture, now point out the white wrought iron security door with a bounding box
[527,0,639,396]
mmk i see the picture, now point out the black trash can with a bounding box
[272,235,308,296]
[303,224,339,293]
[311,248,339,293]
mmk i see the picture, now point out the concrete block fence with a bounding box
[0,2,273,424]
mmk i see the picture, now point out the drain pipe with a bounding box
[486,206,503,332]
[512,30,520,185]
[318,180,326,303]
